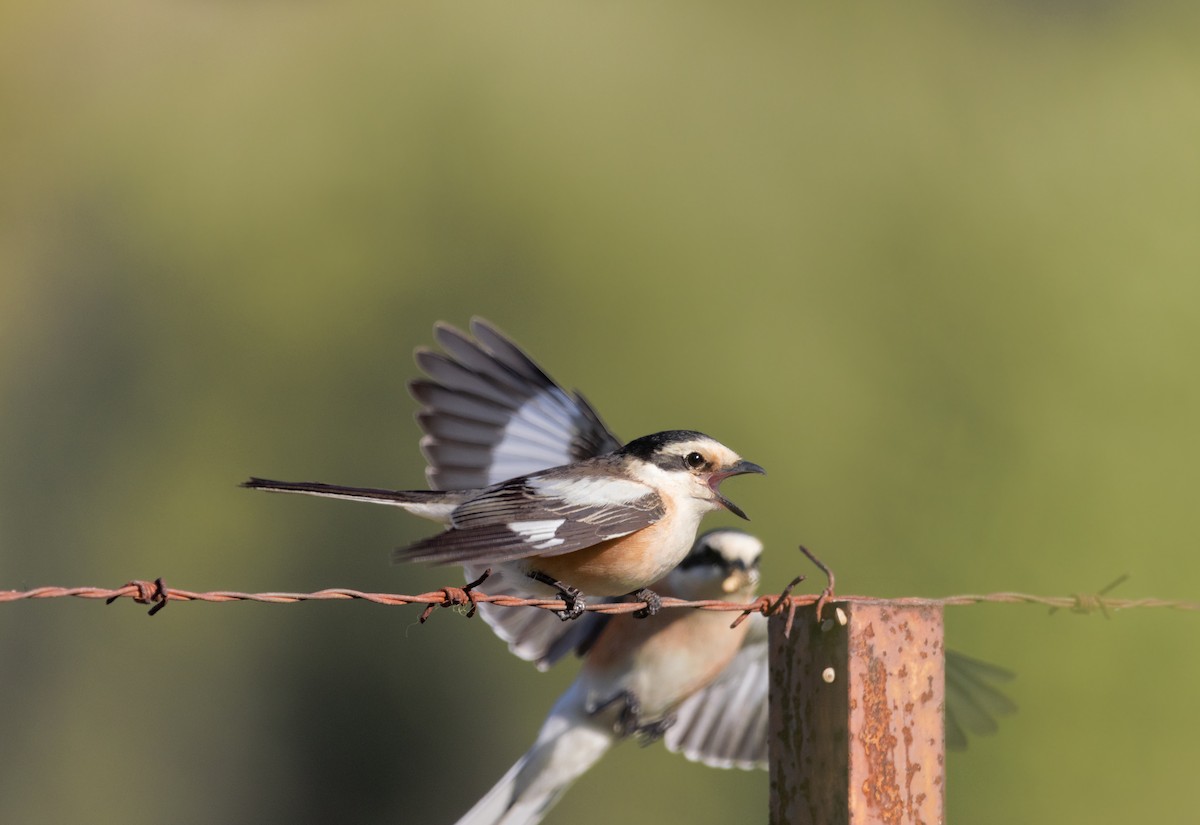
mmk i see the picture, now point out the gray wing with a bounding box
[394,475,665,566]
[944,650,1018,751]
[663,614,770,770]
[410,318,622,491]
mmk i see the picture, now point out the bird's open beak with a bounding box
[709,459,766,521]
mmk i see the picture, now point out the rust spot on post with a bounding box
[859,655,903,823]
[769,602,945,825]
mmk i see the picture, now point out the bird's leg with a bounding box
[635,713,677,746]
[590,690,643,737]
[527,570,587,621]
[627,588,662,619]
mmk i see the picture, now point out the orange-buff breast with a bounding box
[526,524,679,596]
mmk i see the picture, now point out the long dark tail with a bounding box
[241,477,465,522]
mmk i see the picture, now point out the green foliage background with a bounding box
[2,2,1198,822]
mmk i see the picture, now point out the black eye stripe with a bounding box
[679,545,723,569]
[680,545,762,572]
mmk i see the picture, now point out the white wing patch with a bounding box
[529,475,650,507]
[508,518,567,550]
[484,396,579,483]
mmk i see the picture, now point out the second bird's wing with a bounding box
[944,650,1018,750]
[663,614,770,770]
[663,616,1018,768]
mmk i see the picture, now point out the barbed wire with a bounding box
[3,575,1197,624]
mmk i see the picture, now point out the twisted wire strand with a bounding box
[3,579,1197,619]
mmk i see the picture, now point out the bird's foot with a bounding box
[628,588,662,619]
[527,571,587,621]
[555,586,586,621]
[635,713,677,746]
[591,690,643,737]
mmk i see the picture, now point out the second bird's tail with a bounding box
[454,690,616,825]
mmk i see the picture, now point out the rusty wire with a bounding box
[3,547,1195,622]
[3,577,1197,622]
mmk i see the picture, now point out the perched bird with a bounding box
[243,329,763,621]
[405,318,771,659]
[451,528,770,825]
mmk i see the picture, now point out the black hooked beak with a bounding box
[708,460,766,521]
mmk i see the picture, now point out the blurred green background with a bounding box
[2,1,1198,822]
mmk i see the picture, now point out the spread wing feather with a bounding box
[944,650,1017,750]
[665,616,1017,765]
[411,318,621,491]
[664,614,769,770]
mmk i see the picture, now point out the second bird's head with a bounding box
[666,528,763,600]
[618,430,765,520]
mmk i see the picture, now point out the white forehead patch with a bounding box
[666,438,742,466]
[508,518,567,550]
[529,475,649,506]
[702,530,763,566]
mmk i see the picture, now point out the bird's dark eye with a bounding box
[684,451,706,470]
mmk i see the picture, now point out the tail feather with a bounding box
[452,753,535,825]
[453,697,615,825]
[240,477,464,523]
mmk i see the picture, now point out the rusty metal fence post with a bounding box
[769,601,946,825]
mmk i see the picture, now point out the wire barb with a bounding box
[732,574,805,636]
[1049,573,1130,618]
[106,577,170,616]
[798,545,836,623]
[419,568,491,623]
